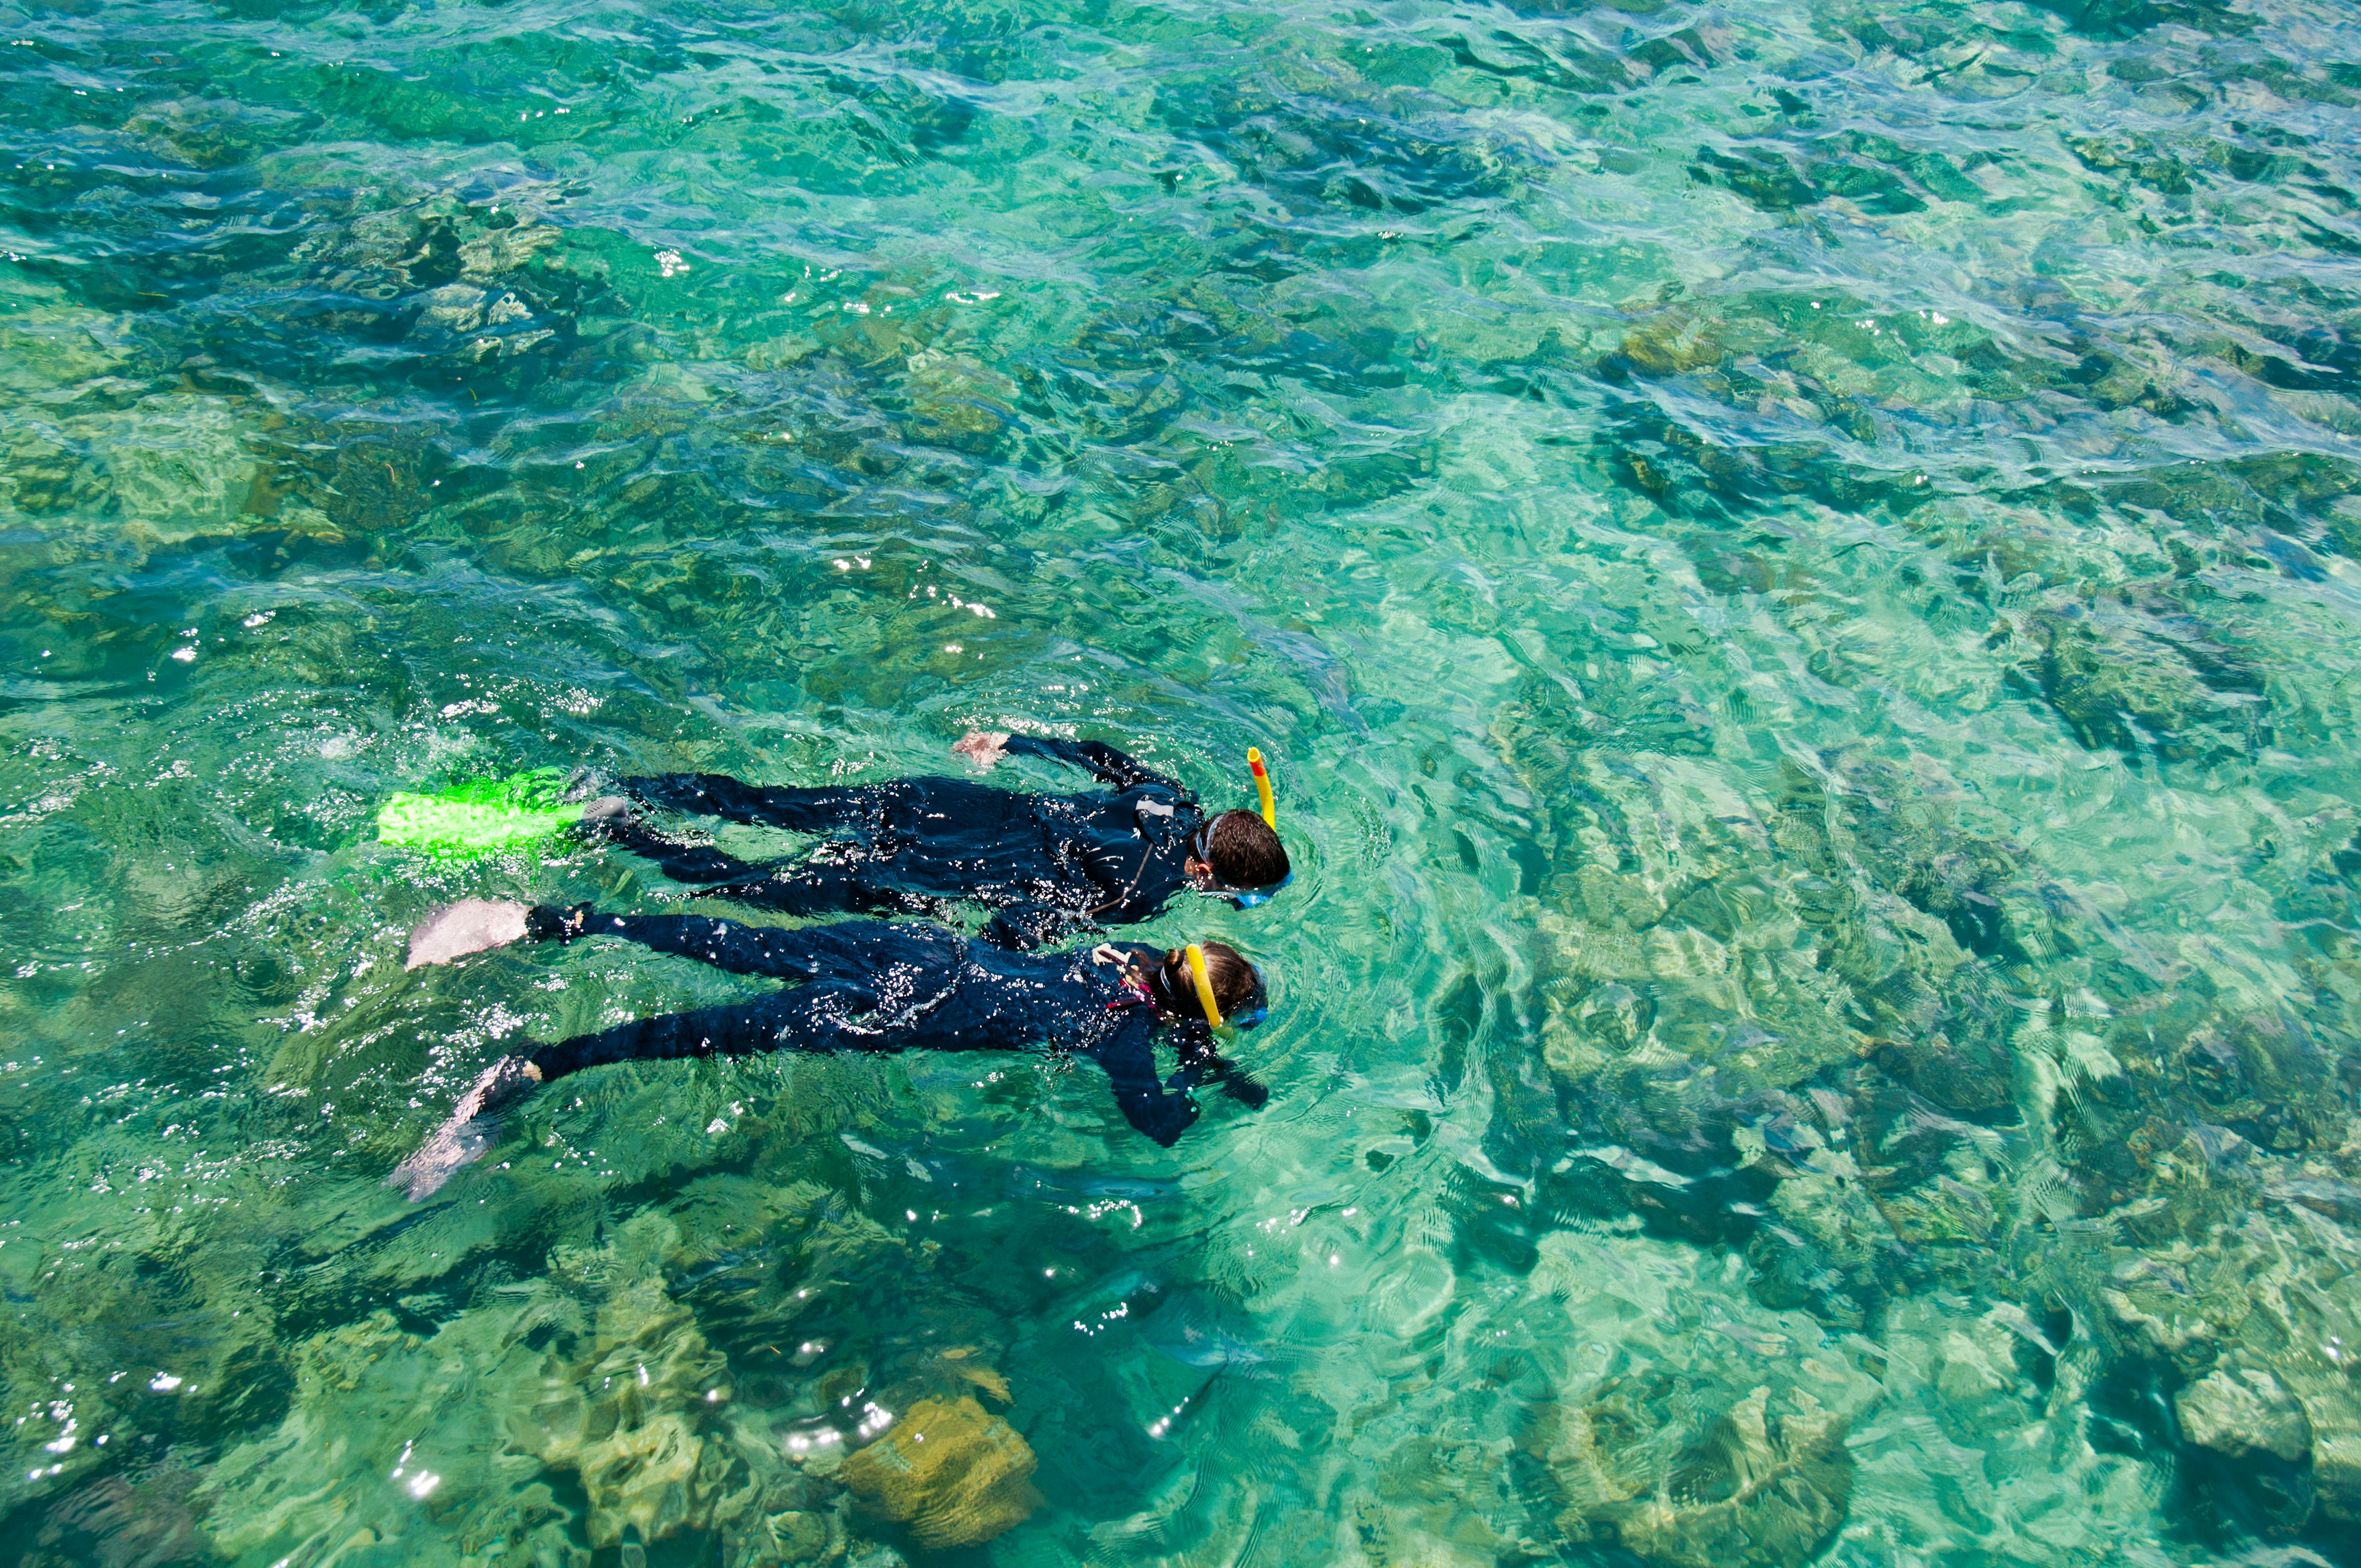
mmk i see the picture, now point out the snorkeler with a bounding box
[579,732,1290,949]
[390,900,1270,1198]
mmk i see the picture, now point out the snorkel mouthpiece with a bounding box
[1184,943,1224,1028]
[1248,746,1275,829]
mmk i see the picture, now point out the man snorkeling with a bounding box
[577,732,1290,949]
[391,900,1270,1199]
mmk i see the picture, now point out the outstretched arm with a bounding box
[1087,1015,1201,1147]
[1173,1022,1271,1109]
[995,734,1183,793]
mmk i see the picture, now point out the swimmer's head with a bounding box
[1187,810,1290,896]
[1147,940,1262,1024]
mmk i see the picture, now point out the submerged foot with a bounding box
[406,898,532,970]
[389,1055,543,1201]
[578,795,634,825]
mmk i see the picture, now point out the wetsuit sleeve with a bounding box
[1086,1012,1200,1147]
[1174,1024,1271,1109]
[1000,735,1182,793]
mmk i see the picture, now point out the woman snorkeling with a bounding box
[391,900,1270,1200]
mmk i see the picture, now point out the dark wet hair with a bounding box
[1164,942,1270,1107]
[1159,940,1262,1023]
[1195,940,1260,1018]
[1206,809,1289,889]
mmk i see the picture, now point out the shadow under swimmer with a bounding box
[390,900,1271,1200]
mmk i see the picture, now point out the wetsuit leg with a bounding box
[622,773,888,832]
[617,771,1121,929]
[623,772,1035,851]
[700,864,943,919]
[598,815,943,919]
[535,909,944,981]
[601,818,781,887]
[524,985,889,1083]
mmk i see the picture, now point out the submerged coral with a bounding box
[1593,1384,1854,1568]
[840,1394,1042,1548]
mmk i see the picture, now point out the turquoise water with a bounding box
[7,0,2361,1562]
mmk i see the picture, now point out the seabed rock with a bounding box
[840,1395,1042,1548]
[1547,1382,1854,1568]
[2025,604,2263,762]
[2177,1366,2314,1463]
[529,1274,821,1556]
[2087,1168,2361,1530]
[2318,1433,2361,1523]
[1506,1233,1883,1565]
[575,1411,706,1548]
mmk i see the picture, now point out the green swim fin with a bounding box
[376,769,580,858]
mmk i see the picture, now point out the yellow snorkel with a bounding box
[1248,746,1275,829]
[1184,943,1224,1028]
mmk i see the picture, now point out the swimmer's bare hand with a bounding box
[1089,943,1126,966]
[953,730,1011,769]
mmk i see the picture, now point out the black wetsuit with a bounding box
[519,911,1255,1146]
[607,737,1205,949]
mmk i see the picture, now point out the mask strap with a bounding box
[1184,944,1224,1028]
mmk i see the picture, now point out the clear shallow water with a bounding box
[6,0,2361,1563]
